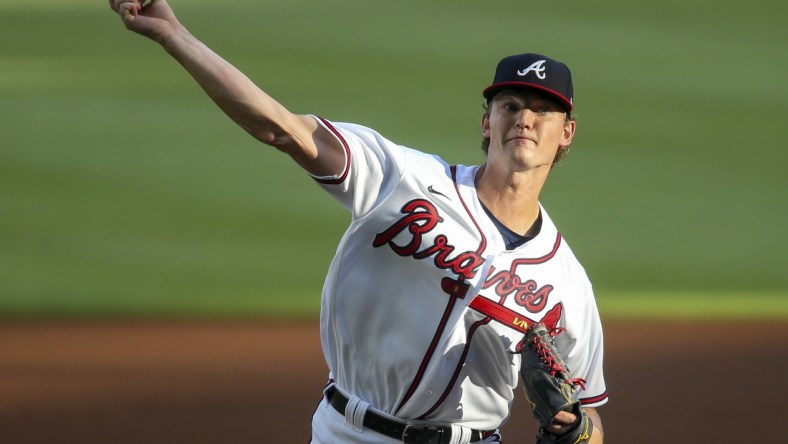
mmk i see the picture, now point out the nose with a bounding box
[516,109,535,129]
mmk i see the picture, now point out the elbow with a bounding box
[242,117,290,149]
[253,128,280,146]
[241,110,302,151]
[254,126,294,150]
[239,112,314,158]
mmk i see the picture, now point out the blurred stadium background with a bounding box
[1,0,786,320]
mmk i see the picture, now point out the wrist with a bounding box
[157,22,188,52]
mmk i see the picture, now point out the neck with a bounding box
[475,164,548,235]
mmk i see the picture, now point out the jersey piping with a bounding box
[580,390,608,406]
[395,166,489,416]
[311,116,351,185]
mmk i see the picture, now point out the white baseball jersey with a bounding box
[308,116,607,441]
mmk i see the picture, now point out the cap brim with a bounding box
[482,82,573,111]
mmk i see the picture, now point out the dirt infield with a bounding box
[1,320,786,443]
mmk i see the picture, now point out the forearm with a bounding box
[586,407,604,444]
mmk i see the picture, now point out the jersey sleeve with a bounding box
[309,116,407,218]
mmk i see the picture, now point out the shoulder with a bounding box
[315,118,402,151]
[319,117,457,176]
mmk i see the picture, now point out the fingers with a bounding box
[109,0,140,18]
[109,0,126,13]
[552,410,578,426]
[546,410,580,435]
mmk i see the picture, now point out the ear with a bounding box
[559,118,576,147]
[481,112,491,138]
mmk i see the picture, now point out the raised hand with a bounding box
[108,0,180,43]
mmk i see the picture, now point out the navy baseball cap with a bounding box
[482,53,574,111]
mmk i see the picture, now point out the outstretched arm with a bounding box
[108,0,345,177]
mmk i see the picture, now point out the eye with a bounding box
[529,101,555,115]
[501,101,520,112]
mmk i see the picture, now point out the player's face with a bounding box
[482,89,575,172]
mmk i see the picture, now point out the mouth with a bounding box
[507,135,537,144]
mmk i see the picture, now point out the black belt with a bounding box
[325,386,491,443]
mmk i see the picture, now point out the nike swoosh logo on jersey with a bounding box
[427,185,451,200]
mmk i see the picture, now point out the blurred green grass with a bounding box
[1,0,786,319]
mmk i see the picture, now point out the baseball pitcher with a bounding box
[109,1,608,443]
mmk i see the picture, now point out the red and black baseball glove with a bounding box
[516,323,593,444]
